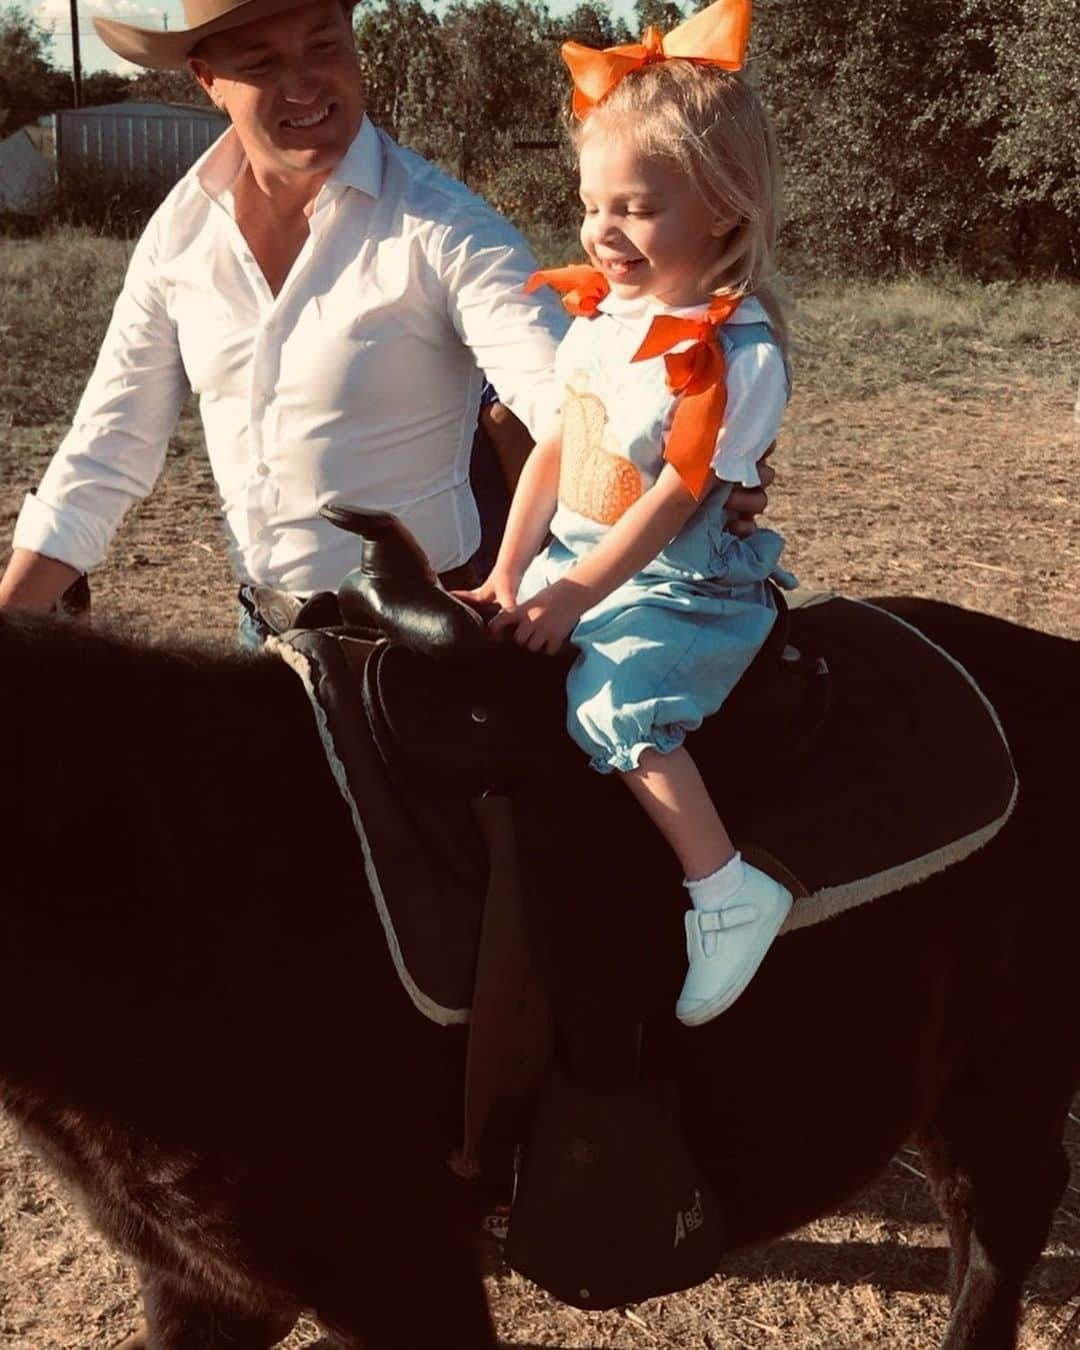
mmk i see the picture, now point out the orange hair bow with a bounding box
[525,265,610,318]
[631,294,742,498]
[562,0,751,119]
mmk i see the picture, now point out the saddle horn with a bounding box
[323,504,488,660]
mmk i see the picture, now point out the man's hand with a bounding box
[725,445,776,539]
[479,401,534,495]
[488,579,588,655]
[0,549,81,612]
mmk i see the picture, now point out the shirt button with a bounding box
[257,463,271,478]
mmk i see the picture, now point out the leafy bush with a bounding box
[476,139,579,236]
[980,0,1080,273]
[53,166,169,238]
[749,0,1077,277]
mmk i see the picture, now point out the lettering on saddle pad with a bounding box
[673,1190,705,1247]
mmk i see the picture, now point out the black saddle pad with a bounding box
[269,631,485,1024]
[273,596,1015,1030]
[509,595,1015,1041]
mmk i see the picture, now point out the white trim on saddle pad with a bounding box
[775,597,1019,937]
[266,635,470,1028]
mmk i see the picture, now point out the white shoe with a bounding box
[675,865,793,1027]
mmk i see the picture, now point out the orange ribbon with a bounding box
[631,294,743,499]
[525,265,610,318]
[562,0,751,119]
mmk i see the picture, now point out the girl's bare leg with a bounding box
[623,745,792,1026]
[621,746,735,880]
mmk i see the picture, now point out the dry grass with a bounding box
[0,231,1078,1348]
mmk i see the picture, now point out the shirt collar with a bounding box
[597,291,769,325]
[195,115,384,208]
[325,115,383,198]
[196,126,246,203]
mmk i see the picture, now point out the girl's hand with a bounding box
[488,580,589,655]
[457,568,520,612]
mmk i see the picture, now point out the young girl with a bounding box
[468,0,793,1027]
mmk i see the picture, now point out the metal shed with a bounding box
[54,102,228,186]
[0,128,55,215]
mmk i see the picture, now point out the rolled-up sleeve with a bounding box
[12,212,190,572]
[436,205,568,440]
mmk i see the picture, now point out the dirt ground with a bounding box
[0,260,1078,1347]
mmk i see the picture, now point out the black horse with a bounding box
[0,598,1076,1350]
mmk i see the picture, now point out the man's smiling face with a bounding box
[190,0,364,185]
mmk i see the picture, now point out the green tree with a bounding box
[81,70,131,106]
[127,68,214,107]
[982,0,1080,268]
[549,2,631,49]
[751,0,1002,274]
[440,0,562,153]
[633,0,684,35]
[352,0,446,158]
[0,4,68,130]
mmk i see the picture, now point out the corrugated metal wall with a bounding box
[55,103,228,186]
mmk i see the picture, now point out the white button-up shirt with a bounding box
[14,117,567,592]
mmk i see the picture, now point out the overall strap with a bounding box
[721,319,792,397]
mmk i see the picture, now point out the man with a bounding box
[0,0,769,620]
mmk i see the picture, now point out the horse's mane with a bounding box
[0,608,311,739]
[0,609,314,828]
[0,609,263,689]
[0,607,360,1003]
[0,609,413,1138]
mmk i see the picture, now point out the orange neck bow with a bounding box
[631,293,743,499]
[525,265,610,318]
[562,0,751,119]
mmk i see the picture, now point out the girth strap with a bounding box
[451,795,553,1179]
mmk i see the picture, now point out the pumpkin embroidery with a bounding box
[559,376,643,526]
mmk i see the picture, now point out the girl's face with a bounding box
[578,128,730,307]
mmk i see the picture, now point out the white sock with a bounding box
[684,852,745,911]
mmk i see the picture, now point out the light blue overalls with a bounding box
[519,310,793,774]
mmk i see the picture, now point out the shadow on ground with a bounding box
[719,1238,1077,1302]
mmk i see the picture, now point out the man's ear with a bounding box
[188,58,221,109]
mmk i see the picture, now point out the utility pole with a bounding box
[455,22,470,189]
[69,0,82,107]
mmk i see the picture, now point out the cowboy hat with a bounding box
[94,0,354,71]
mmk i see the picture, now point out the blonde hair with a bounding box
[574,61,787,352]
